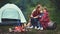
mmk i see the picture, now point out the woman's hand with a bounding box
[33,15,39,18]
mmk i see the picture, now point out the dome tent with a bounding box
[0,3,26,25]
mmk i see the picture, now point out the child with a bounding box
[40,7,50,29]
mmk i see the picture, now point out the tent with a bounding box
[0,3,27,25]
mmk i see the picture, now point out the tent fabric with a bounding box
[2,8,19,19]
[0,3,27,23]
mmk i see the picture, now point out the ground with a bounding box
[0,24,60,34]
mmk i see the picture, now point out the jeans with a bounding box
[31,17,43,28]
[31,18,39,27]
[37,21,42,28]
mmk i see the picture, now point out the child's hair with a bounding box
[43,7,48,12]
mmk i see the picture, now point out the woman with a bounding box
[29,4,43,30]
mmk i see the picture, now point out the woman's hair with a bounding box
[36,4,41,8]
[35,4,42,11]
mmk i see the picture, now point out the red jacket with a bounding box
[39,11,50,29]
[40,11,50,23]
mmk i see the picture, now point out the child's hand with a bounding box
[39,16,42,18]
